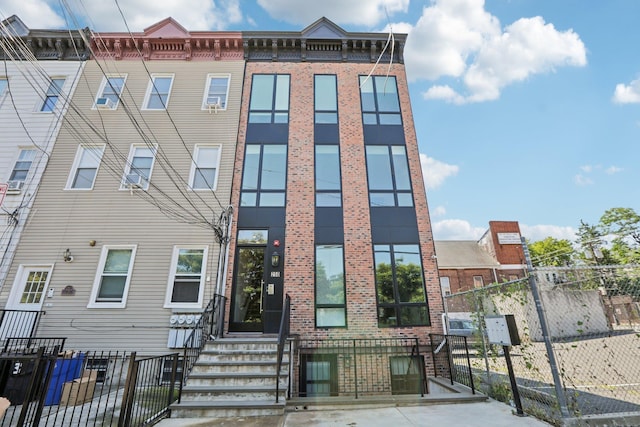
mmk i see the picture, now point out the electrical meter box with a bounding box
[484,315,521,346]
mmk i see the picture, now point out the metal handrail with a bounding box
[275,294,291,403]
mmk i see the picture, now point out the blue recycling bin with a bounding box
[45,354,84,406]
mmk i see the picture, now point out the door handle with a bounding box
[259,280,264,313]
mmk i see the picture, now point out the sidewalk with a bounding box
[157,399,552,426]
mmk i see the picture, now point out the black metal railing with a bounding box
[181,294,226,396]
[275,294,291,403]
[0,349,184,427]
[0,310,45,346]
[429,334,475,394]
[291,337,427,398]
[2,337,66,355]
[120,353,181,427]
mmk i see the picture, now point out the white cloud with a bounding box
[432,219,486,240]
[257,0,409,27]
[8,0,245,32]
[431,205,447,217]
[519,224,576,242]
[573,174,593,186]
[405,0,587,104]
[612,78,640,104]
[1,0,64,28]
[580,165,593,173]
[605,166,623,175]
[420,153,459,190]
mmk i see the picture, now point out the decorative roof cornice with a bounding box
[91,17,243,61]
[243,17,406,63]
[0,15,90,61]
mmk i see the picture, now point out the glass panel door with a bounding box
[230,247,265,331]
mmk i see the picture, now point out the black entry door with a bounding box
[230,246,265,332]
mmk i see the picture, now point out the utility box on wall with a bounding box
[485,315,521,346]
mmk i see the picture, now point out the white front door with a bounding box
[1,265,53,340]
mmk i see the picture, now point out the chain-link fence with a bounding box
[444,264,640,426]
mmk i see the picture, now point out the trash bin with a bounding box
[0,358,39,405]
[44,353,84,406]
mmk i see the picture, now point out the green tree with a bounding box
[575,220,617,264]
[600,207,640,245]
[528,237,574,267]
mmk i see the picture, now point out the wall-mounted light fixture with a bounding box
[271,250,280,268]
[63,248,74,263]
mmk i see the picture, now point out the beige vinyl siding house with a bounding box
[0,16,88,292]
[0,20,244,353]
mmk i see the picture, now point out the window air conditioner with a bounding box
[7,180,24,191]
[206,96,221,113]
[96,97,114,109]
[125,173,142,187]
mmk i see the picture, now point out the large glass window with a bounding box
[165,247,207,307]
[40,78,65,112]
[366,145,412,207]
[359,75,401,125]
[67,145,105,190]
[9,149,36,186]
[122,145,156,190]
[248,74,290,123]
[202,75,230,110]
[241,144,287,207]
[95,76,126,109]
[315,145,341,207]
[315,245,346,328]
[314,75,337,124]
[190,145,221,190]
[374,244,429,327]
[89,245,136,308]
[143,75,174,110]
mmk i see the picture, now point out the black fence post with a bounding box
[119,352,138,427]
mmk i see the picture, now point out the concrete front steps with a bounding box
[169,337,289,418]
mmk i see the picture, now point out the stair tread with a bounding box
[173,400,285,408]
[183,385,282,391]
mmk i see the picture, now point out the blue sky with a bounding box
[2,0,639,242]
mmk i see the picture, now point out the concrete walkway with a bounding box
[157,399,552,426]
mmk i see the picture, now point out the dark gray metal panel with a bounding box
[238,207,286,228]
[370,207,419,243]
[363,125,406,145]
[246,124,289,143]
[314,124,340,144]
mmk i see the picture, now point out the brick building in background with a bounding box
[435,221,527,295]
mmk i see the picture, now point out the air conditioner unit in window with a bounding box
[7,180,24,191]
[205,96,221,114]
[96,97,114,109]
[125,173,142,188]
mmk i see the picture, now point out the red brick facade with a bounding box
[226,62,443,341]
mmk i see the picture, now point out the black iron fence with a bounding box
[181,294,226,390]
[290,337,427,398]
[429,334,476,394]
[2,338,66,355]
[0,349,183,427]
[0,310,45,346]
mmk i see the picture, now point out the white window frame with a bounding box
[164,246,209,309]
[93,74,127,110]
[120,144,157,190]
[201,74,230,111]
[66,144,105,190]
[39,77,65,112]
[142,74,174,110]
[473,276,484,288]
[440,276,451,297]
[8,148,36,184]
[88,245,137,309]
[189,145,221,191]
